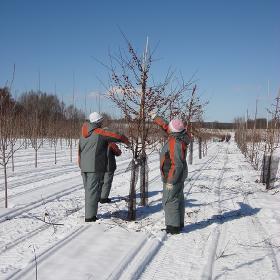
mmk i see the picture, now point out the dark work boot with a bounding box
[100,198,112,204]
[85,216,98,222]
[180,223,184,230]
[166,225,180,235]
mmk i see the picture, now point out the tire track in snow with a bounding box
[0,155,148,193]
[6,225,88,280]
[247,213,280,277]
[1,154,159,207]
[201,143,280,280]
[132,146,222,231]
[0,166,78,190]
[200,149,229,280]
[0,144,212,278]
[185,145,223,198]
[0,155,161,260]
[237,164,280,278]
[125,146,223,279]
[0,184,83,223]
[0,173,80,203]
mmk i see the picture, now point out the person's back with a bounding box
[79,121,128,172]
[160,131,189,184]
[78,112,129,222]
[79,121,108,172]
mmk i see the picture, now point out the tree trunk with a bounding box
[261,153,266,184]
[70,138,73,163]
[266,153,272,190]
[128,159,137,221]
[35,148,38,168]
[251,99,258,164]
[199,137,202,159]
[11,144,15,172]
[189,140,193,164]
[4,164,8,208]
[140,154,148,206]
[139,47,148,206]
[54,144,57,165]
[2,149,8,208]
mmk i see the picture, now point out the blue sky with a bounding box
[1,0,279,122]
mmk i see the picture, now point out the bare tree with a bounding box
[263,91,280,188]
[0,87,22,207]
[105,38,172,218]
[179,85,208,163]
[19,92,44,168]
[101,36,195,219]
[47,118,60,164]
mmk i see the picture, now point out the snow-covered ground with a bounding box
[0,139,280,279]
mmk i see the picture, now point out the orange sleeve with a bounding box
[154,116,169,134]
[95,128,130,145]
[81,122,89,137]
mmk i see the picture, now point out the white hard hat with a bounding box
[89,112,104,123]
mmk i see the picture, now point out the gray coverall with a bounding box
[154,116,191,228]
[78,121,129,219]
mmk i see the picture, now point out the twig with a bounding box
[29,244,38,280]
[215,240,231,260]
[41,195,58,234]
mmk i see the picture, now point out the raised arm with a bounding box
[95,128,130,146]
[153,115,169,134]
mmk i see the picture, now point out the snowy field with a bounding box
[0,139,280,279]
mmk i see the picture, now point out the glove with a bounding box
[148,110,157,120]
[121,135,131,147]
[165,183,173,190]
[125,141,132,149]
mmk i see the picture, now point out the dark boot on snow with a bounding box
[85,216,99,222]
[100,198,112,204]
[166,225,180,235]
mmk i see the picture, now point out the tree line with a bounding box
[0,88,85,137]
[0,87,85,207]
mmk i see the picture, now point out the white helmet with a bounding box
[88,112,104,123]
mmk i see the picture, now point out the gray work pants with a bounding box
[81,172,104,219]
[101,171,114,199]
[162,181,185,227]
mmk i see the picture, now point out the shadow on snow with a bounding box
[182,202,261,233]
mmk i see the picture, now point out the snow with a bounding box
[0,139,280,279]
[11,225,148,280]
